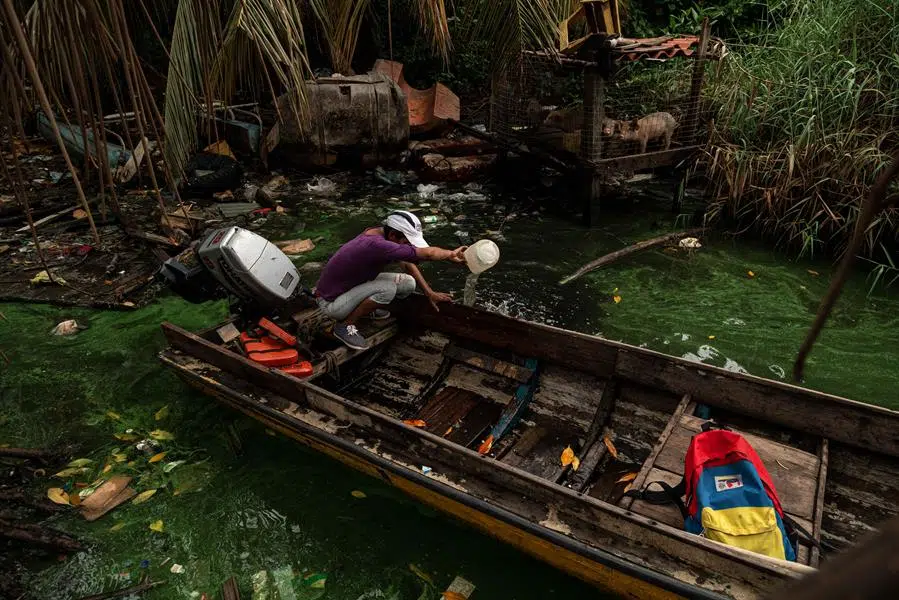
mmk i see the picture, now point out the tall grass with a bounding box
[705,0,899,261]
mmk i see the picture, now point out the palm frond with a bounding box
[409,0,452,64]
[462,0,560,72]
[163,0,222,178]
[309,0,372,75]
[213,0,312,135]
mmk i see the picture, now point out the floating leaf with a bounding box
[572,456,580,470]
[54,467,88,478]
[708,335,716,340]
[603,435,619,460]
[402,419,428,428]
[560,446,576,467]
[67,458,94,467]
[163,460,186,473]
[303,573,327,589]
[409,564,433,585]
[351,490,367,499]
[103,464,112,473]
[132,489,157,504]
[113,453,128,463]
[148,452,167,464]
[149,430,174,441]
[808,269,819,276]
[623,482,634,494]
[747,271,755,278]
[114,433,139,442]
[109,521,126,532]
[616,472,638,484]
[69,493,82,506]
[149,520,164,533]
[612,295,622,304]
[106,411,122,421]
[47,488,69,505]
[155,405,170,421]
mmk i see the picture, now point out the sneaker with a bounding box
[369,308,391,320]
[333,323,369,350]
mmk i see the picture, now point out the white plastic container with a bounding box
[464,239,500,274]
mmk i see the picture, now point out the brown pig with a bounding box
[614,111,677,153]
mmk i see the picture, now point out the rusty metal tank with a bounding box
[266,73,409,167]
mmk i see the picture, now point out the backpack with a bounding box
[629,422,798,561]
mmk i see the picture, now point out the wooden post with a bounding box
[684,18,711,145]
[581,64,605,226]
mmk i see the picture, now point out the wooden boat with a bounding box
[159,297,899,599]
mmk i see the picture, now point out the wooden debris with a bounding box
[77,579,165,600]
[0,519,84,552]
[221,576,241,600]
[559,228,705,285]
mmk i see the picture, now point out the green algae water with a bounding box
[2,183,898,599]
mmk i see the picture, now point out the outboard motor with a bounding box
[159,226,314,318]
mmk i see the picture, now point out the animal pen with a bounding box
[490,19,720,225]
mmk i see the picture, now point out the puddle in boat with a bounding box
[3,176,899,598]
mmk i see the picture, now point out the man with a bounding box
[314,210,468,350]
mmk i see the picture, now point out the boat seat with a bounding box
[620,409,827,566]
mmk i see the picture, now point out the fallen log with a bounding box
[0,519,84,552]
[78,579,164,600]
[0,489,66,513]
[0,447,54,461]
[559,228,704,285]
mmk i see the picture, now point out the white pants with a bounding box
[317,272,416,321]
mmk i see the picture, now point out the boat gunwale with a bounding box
[159,322,815,587]
[396,297,899,457]
[159,349,730,600]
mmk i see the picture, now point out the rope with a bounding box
[323,349,341,380]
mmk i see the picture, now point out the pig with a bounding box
[614,111,677,153]
[544,107,618,136]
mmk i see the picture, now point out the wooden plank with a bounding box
[444,343,533,383]
[221,576,241,600]
[591,146,702,175]
[15,203,81,232]
[626,467,684,528]
[530,366,607,431]
[416,387,480,436]
[310,323,398,379]
[614,348,899,459]
[810,439,829,567]
[621,394,693,511]
[655,415,819,520]
[443,363,519,406]
[502,426,568,481]
[566,379,617,490]
[400,296,619,379]
[446,401,501,448]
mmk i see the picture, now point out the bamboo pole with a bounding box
[0,0,100,245]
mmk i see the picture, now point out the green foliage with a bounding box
[705,0,899,261]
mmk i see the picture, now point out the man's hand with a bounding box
[427,290,454,312]
[449,246,468,264]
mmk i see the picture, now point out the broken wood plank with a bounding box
[566,379,618,490]
[0,447,54,460]
[0,519,84,552]
[221,576,241,600]
[620,394,692,511]
[14,204,81,232]
[444,343,534,383]
[810,438,829,567]
[124,228,179,247]
[310,323,399,379]
[559,228,704,285]
[78,579,164,600]
[416,387,480,436]
[113,137,152,184]
[80,476,135,521]
[446,401,502,448]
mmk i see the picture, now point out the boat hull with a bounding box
[164,353,698,600]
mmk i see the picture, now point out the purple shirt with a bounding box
[315,231,419,301]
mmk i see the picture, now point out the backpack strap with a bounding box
[624,479,688,520]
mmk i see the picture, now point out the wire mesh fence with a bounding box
[490,51,714,164]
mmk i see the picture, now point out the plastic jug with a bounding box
[464,239,500,274]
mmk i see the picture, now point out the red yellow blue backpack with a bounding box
[626,421,801,561]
